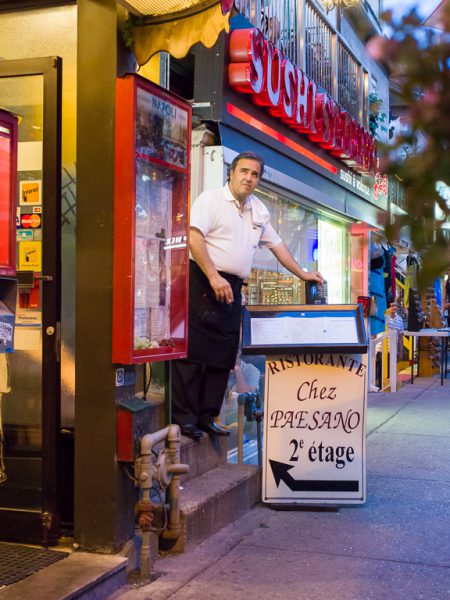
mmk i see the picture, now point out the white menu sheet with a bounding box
[250,315,358,346]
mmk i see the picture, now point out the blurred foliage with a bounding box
[367,4,450,290]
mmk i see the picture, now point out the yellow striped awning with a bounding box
[119,0,231,65]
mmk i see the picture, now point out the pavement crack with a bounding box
[239,542,450,571]
[367,398,416,436]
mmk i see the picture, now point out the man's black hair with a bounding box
[229,152,265,178]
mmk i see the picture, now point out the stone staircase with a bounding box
[157,431,261,554]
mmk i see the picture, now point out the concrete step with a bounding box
[179,433,227,482]
[152,429,228,482]
[160,463,261,554]
[0,551,128,600]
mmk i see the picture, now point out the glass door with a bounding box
[0,58,62,545]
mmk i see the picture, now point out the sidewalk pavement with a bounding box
[108,375,450,600]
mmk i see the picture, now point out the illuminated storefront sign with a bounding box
[228,28,377,176]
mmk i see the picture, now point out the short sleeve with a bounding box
[259,221,282,249]
[250,196,282,249]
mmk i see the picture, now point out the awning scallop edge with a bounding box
[130,1,230,66]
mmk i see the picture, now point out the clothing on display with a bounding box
[383,244,395,307]
[369,242,387,335]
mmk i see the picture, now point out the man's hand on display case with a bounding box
[302,270,326,284]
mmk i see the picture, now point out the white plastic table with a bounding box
[404,328,450,385]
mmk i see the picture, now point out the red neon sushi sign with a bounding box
[228,28,377,176]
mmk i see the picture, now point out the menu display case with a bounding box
[113,75,191,364]
[242,304,368,356]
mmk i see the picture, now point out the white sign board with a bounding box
[263,353,367,505]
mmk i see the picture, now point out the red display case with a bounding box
[113,75,191,364]
[0,110,18,277]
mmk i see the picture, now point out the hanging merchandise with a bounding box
[406,253,419,291]
[383,244,395,307]
[369,242,387,335]
[433,277,442,309]
[407,288,425,332]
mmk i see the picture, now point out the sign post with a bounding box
[242,304,368,506]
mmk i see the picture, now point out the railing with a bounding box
[305,2,334,96]
[235,0,298,64]
[338,41,361,121]
[369,329,398,393]
[388,174,406,211]
[235,1,368,128]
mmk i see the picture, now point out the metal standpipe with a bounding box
[135,424,189,578]
[237,392,263,467]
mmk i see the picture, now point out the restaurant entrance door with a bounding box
[0,57,62,545]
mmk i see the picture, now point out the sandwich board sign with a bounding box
[262,352,367,505]
[241,304,368,506]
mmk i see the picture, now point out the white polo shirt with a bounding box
[190,184,282,279]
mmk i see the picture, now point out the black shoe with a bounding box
[179,424,203,440]
[198,420,231,436]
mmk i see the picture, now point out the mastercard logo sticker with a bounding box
[21,213,42,228]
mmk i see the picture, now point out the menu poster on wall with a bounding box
[136,88,188,169]
[133,163,174,350]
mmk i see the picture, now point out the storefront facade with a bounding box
[188,7,390,455]
[0,0,390,552]
[191,8,389,310]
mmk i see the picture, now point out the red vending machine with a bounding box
[0,109,18,353]
[113,75,191,364]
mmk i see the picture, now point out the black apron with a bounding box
[187,260,243,369]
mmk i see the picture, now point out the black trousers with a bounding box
[171,359,230,426]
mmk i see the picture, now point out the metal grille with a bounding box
[305,2,333,96]
[388,175,406,210]
[0,542,68,587]
[338,42,360,120]
[235,0,298,64]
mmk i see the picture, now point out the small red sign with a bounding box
[21,213,41,228]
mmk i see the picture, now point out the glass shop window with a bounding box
[247,188,319,306]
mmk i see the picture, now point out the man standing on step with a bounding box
[171,151,324,439]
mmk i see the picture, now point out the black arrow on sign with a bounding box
[269,460,359,492]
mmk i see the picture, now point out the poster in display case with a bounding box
[113,75,191,364]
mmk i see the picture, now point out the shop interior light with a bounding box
[322,0,360,14]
